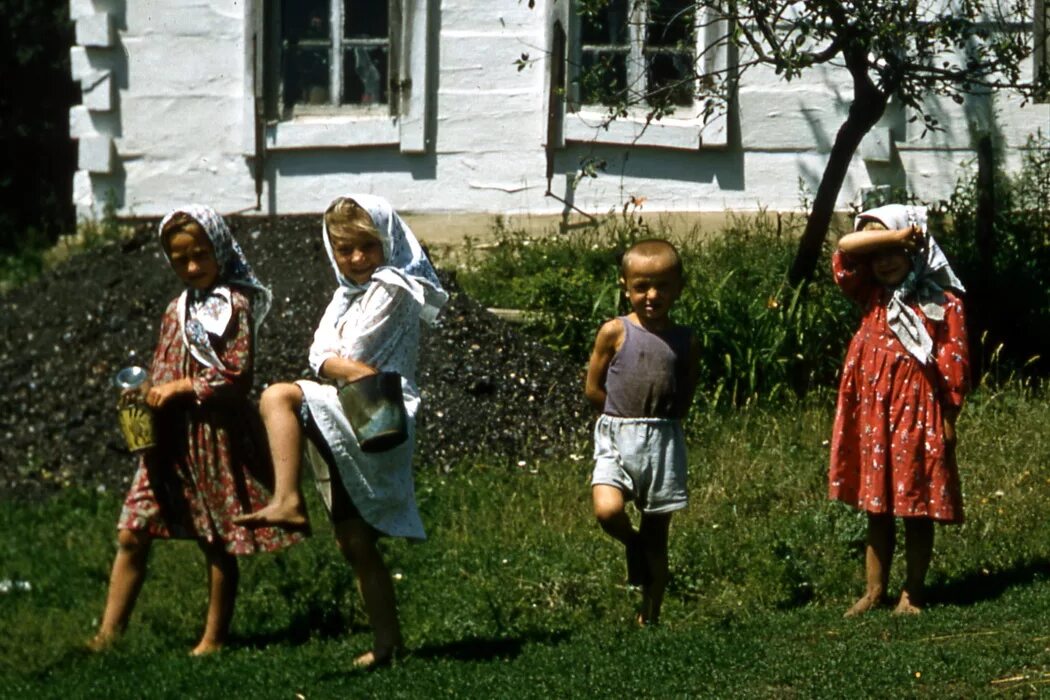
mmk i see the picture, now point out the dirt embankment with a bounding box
[0,216,591,499]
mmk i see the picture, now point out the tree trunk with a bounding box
[788,91,889,285]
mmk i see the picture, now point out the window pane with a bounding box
[579,50,627,105]
[580,0,628,46]
[646,51,693,106]
[344,46,389,104]
[646,0,695,48]
[284,46,331,107]
[345,0,388,39]
[282,0,330,42]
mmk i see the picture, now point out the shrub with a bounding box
[458,211,855,408]
[936,133,1050,378]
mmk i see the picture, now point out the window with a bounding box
[276,0,397,117]
[557,0,728,149]
[260,0,431,153]
[573,0,696,109]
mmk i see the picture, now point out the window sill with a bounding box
[564,108,727,150]
[265,115,399,151]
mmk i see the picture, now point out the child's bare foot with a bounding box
[892,591,923,616]
[85,631,118,652]
[352,646,401,671]
[190,640,224,656]
[844,592,882,618]
[233,497,308,530]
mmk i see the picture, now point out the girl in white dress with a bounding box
[237,194,446,668]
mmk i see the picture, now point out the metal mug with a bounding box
[114,366,156,452]
[338,372,408,453]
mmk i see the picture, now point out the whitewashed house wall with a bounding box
[69,0,1049,227]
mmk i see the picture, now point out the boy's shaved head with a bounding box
[620,239,683,280]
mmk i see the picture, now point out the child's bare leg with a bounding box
[637,513,672,625]
[592,484,647,586]
[894,518,934,615]
[845,513,895,618]
[88,529,152,650]
[191,542,239,656]
[235,382,308,528]
[333,517,402,669]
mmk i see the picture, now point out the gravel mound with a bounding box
[0,216,591,499]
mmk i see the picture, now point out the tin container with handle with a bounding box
[338,372,408,453]
[114,366,156,452]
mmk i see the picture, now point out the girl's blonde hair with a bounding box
[857,218,888,232]
[325,197,379,242]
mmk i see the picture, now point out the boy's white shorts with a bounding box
[591,414,689,514]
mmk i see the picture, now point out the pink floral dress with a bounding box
[118,290,299,554]
[828,250,970,523]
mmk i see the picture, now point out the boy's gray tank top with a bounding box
[603,316,692,419]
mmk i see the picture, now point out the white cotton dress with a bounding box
[297,268,428,540]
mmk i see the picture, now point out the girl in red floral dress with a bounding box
[828,204,969,618]
[88,206,300,655]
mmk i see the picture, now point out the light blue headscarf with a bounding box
[159,205,272,370]
[321,194,448,326]
[855,204,965,365]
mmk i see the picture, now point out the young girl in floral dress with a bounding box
[88,206,300,655]
[829,204,970,618]
[236,194,447,669]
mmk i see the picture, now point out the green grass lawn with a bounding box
[3,390,1050,698]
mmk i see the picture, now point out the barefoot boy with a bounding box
[584,239,699,625]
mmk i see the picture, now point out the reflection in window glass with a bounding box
[280,0,391,111]
[580,51,627,106]
[344,46,388,104]
[646,0,693,47]
[345,0,388,39]
[580,0,628,45]
[285,47,331,107]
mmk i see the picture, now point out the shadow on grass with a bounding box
[410,629,571,663]
[928,558,1050,607]
[236,608,369,649]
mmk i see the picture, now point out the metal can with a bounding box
[114,366,155,452]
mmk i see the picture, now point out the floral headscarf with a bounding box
[321,194,448,326]
[159,205,272,370]
[855,204,965,365]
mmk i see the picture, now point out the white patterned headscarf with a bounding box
[321,194,448,326]
[159,205,273,370]
[855,204,965,365]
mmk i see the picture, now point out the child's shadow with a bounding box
[928,557,1050,607]
[408,629,571,663]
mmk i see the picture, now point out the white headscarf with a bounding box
[159,205,272,370]
[854,204,965,365]
[321,194,448,326]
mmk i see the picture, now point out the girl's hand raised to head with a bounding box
[146,379,194,408]
[894,225,923,251]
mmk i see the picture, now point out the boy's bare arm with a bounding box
[837,226,921,254]
[584,320,623,412]
[319,356,378,383]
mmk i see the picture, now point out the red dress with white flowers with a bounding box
[118,290,299,554]
[828,251,969,523]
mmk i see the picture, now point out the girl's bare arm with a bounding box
[319,356,378,383]
[837,226,922,254]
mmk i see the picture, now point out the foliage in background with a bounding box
[0,197,130,293]
[0,0,78,254]
[459,211,855,408]
[936,133,1050,378]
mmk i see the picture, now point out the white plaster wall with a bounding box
[71,0,1050,226]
